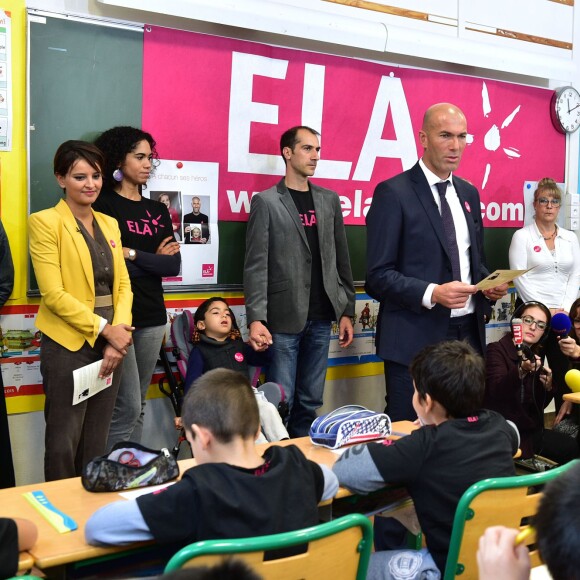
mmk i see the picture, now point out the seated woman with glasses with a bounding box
[484,301,579,465]
[509,177,580,423]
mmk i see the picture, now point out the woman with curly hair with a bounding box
[93,126,180,448]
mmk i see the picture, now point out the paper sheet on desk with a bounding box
[476,268,534,291]
[72,360,113,405]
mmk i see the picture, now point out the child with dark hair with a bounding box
[85,368,338,547]
[333,341,519,579]
[178,297,288,442]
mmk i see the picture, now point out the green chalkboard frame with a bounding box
[27,12,143,294]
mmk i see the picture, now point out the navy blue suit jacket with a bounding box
[366,162,490,365]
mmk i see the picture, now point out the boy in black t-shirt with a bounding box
[85,368,338,547]
[333,341,520,579]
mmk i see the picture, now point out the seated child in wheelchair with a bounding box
[175,297,288,442]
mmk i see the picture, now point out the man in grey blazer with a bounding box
[244,126,356,437]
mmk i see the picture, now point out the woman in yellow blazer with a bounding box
[29,141,133,481]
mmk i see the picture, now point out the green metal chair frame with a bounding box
[444,459,579,579]
[164,513,373,580]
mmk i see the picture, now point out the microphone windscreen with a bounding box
[552,312,572,335]
[565,369,580,393]
[512,318,523,346]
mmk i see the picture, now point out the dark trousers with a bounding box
[384,313,481,421]
[0,366,15,487]
[41,334,122,481]
[533,428,580,465]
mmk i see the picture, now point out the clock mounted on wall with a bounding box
[551,85,580,134]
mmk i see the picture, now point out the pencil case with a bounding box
[81,441,180,492]
[309,405,391,449]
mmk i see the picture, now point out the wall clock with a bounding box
[551,85,580,134]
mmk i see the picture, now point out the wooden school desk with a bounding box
[0,421,416,573]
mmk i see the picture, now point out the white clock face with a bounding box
[555,87,580,133]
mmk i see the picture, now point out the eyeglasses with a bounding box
[522,315,547,331]
[536,197,561,207]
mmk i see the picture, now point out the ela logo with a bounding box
[202,264,214,277]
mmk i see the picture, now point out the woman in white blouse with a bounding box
[509,177,580,421]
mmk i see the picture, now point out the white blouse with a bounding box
[509,221,580,312]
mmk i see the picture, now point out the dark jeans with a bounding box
[267,320,331,438]
[41,334,122,481]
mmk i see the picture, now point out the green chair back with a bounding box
[444,459,579,579]
[164,513,373,580]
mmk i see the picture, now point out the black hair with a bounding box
[94,126,159,192]
[535,462,580,580]
[279,126,320,164]
[181,369,260,443]
[192,297,241,343]
[53,140,105,178]
[569,298,580,343]
[409,340,485,418]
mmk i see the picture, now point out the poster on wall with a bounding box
[0,10,12,151]
[145,160,219,285]
[142,26,565,229]
[328,295,381,366]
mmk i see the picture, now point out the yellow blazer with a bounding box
[29,199,133,351]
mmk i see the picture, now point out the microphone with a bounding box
[552,312,572,336]
[512,318,524,360]
[565,368,580,393]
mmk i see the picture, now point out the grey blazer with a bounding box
[244,179,355,334]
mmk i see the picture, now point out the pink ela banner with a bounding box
[143,26,564,228]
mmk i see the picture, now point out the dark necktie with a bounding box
[436,180,461,281]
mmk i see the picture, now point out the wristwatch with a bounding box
[127,249,136,261]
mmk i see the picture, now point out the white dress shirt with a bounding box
[509,220,580,312]
[419,159,474,316]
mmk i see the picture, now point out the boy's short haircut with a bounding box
[181,368,260,443]
[409,340,484,418]
[535,462,580,580]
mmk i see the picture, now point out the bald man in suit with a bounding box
[366,103,508,421]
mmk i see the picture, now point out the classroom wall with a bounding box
[3,0,580,484]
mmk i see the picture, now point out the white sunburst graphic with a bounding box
[474,81,522,190]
